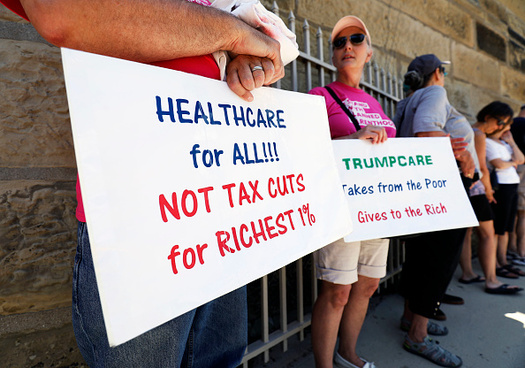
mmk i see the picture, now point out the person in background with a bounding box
[486,116,525,280]
[508,104,525,265]
[395,54,477,368]
[1,0,287,366]
[308,15,396,368]
[459,101,523,294]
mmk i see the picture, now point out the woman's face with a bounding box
[332,26,372,72]
[489,122,511,139]
[485,115,511,135]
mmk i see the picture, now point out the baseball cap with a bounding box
[331,16,371,45]
[408,54,451,76]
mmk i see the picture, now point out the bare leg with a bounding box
[459,227,478,281]
[408,313,429,343]
[311,280,352,368]
[516,211,525,258]
[338,275,380,368]
[476,220,501,288]
[497,232,510,267]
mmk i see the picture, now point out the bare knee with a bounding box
[320,282,352,309]
[354,276,380,299]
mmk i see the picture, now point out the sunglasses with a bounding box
[496,118,508,126]
[439,66,448,76]
[333,34,366,49]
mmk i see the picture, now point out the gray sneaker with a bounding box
[403,335,462,367]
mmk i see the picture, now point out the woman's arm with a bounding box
[474,130,495,202]
[502,131,525,166]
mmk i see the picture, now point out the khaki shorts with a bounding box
[314,238,390,285]
[518,165,525,211]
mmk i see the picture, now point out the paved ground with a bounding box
[258,258,525,368]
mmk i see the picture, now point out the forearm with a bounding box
[480,168,493,192]
[510,144,525,165]
[20,0,279,63]
[491,158,517,169]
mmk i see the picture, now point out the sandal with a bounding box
[400,317,449,336]
[458,275,485,284]
[496,267,519,279]
[403,335,462,367]
[485,284,523,295]
[502,264,525,277]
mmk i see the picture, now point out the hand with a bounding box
[227,27,284,86]
[450,137,468,156]
[226,55,283,101]
[486,190,497,204]
[349,125,388,144]
[456,150,476,179]
[501,130,514,143]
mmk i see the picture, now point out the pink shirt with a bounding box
[309,81,396,139]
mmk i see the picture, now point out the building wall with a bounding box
[265,0,525,119]
[1,1,524,366]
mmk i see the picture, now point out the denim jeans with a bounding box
[72,222,247,367]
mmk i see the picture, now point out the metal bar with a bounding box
[296,258,305,341]
[316,27,325,87]
[303,20,312,92]
[289,11,298,92]
[279,267,288,352]
[240,316,312,363]
[271,1,281,90]
[261,275,270,363]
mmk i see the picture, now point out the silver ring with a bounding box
[251,65,264,73]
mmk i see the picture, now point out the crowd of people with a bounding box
[2,1,524,367]
[309,15,525,368]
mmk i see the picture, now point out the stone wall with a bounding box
[264,0,525,120]
[1,1,524,366]
[0,5,84,367]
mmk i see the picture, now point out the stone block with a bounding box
[383,0,475,46]
[0,307,87,367]
[371,12,451,66]
[297,0,348,27]
[0,39,75,168]
[501,64,525,104]
[446,80,509,121]
[499,0,525,21]
[0,180,77,315]
[479,0,509,23]
[451,42,500,90]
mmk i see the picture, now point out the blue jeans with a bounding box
[72,222,247,367]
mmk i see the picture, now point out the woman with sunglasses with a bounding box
[394,54,475,368]
[308,16,396,368]
[485,112,525,279]
[459,101,524,292]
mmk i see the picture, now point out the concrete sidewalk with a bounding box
[260,258,525,368]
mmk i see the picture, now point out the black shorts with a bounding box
[491,184,519,235]
[469,194,494,222]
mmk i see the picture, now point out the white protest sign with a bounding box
[61,48,352,346]
[332,138,478,242]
